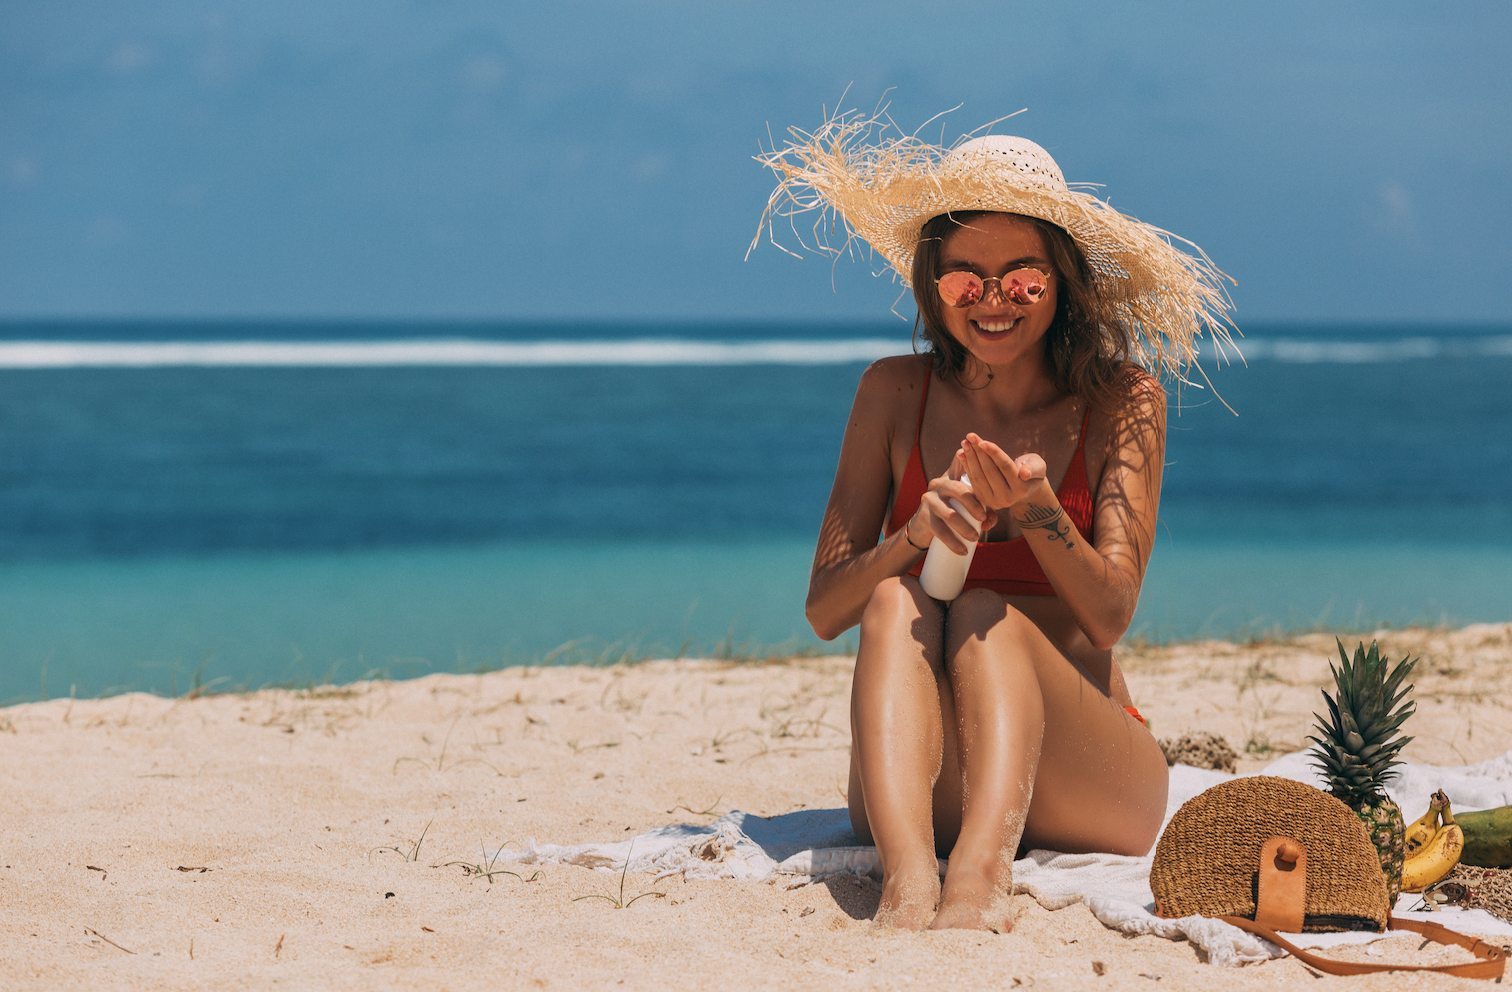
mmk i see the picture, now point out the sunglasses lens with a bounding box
[1005,269,1048,304]
[937,272,983,308]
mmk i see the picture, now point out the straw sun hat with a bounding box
[751,110,1237,382]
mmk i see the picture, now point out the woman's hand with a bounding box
[911,448,998,555]
[959,432,1052,512]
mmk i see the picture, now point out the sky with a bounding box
[2,1,1509,325]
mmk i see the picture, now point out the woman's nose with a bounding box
[980,279,1016,306]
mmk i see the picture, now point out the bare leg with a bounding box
[929,590,1168,932]
[846,576,952,930]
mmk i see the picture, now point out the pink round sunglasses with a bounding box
[935,267,1049,308]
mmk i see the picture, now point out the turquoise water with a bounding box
[0,541,828,701]
[2,320,1509,702]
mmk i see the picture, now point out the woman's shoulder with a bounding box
[853,354,931,411]
[863,352,930,384]
[1094,364,1166,419]
[1085,364,1166,462]
[839,355,931,453]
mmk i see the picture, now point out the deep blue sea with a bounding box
[2,320,1509,702]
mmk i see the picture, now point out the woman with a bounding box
[754,124,1235,933]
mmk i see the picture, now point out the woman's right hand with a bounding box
[911,448,997,555]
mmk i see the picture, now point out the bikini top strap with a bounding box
[1076,403,1091,451]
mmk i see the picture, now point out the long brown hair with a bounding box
[910,211,1138,410]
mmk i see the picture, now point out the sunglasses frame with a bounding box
[934,266,1051,309]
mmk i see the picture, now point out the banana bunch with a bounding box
[1402,790,1465,893]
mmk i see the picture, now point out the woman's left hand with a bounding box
[960,432,1052,511]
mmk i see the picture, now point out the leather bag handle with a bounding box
[1218,915,1507,980]
[1254,835,1307,933]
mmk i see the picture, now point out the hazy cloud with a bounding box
[10,157,37,187]
[1379,181,1412,219]
[86,215,126,249]
[634,153,670,182]
[1372,181,1419,243]
[107,41,157,74]
[462,56,507,92]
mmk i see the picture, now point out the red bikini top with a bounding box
[884,371,1096,597]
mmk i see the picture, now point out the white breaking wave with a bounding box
[0,338,913,368]
[1,335,1508,369]
[1199,335,1512,364]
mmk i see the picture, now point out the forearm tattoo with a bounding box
[1015,503,1075,549]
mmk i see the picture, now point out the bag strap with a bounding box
[1218,915,1507,979]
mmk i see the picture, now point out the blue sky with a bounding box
[2,1,1509,324]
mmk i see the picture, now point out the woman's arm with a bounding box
[805,360,994,640]
[961,373,1165,650]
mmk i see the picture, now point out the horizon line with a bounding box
[0,338,912,368]
[0,335,1508,368]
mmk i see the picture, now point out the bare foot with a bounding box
[874,858,941,930]
[929,864,1013,933]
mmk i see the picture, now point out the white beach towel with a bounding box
[497,750,1512,966]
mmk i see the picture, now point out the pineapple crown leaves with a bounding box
[1306,639,1417,803]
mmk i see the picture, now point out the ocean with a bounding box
[2,320,1509,702]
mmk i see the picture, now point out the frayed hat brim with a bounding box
[750,108,1240,386]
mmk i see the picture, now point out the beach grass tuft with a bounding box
[393,716,503,775]
[372,818,433,862]
[436,843,542,885]
[571,841,665,909]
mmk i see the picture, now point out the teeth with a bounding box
[976,319,1017,333]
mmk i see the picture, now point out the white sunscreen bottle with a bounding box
[918,473,982,601]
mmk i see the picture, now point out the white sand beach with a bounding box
[3,623,1511,990]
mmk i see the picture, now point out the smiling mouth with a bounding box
[972,317,1019,335]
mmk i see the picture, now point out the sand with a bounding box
[3,623,1510,990]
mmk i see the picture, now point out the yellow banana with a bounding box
[1402,797,1464,893]
[1404,793,1444,858]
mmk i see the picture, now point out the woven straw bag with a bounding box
[1152,776,1389,930]
[1151,776,1506,979]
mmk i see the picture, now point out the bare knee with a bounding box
[855,577,945,691]
[859,576,935,642]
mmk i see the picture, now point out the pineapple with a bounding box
[1307,639,1417,903]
